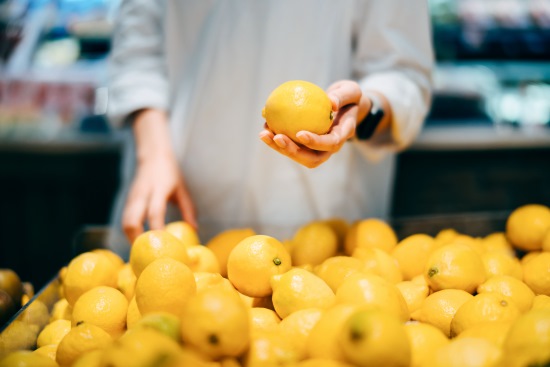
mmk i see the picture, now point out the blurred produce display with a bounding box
[0,204,549,366]
[0,268,34,326]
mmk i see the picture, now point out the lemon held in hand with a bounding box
[262,80,333,142]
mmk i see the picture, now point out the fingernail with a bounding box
[331,96,340,110]
[297,132,310,144]
[274,137,287,148]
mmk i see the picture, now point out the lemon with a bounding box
[101,327,181,367]
[306,303,360,362]
[396,280,430,314]
[455,321,512,348]
[447,234,485,255]
[135,257,196,317]
[164,220,201,246]
[33,345,58,362]
[482,232,515,256]
[56,323,112,367]
[352,247,402,284]
[522,252,550,296]
[290,221,339,267]
[335,272,409,322]
[129,230,190,278]
[91,249,124,270]
[205,228,256,277]
[323,217,350,251]
[271,268,335,319]
[477,275,535,312]
[426,337,501,367]
[71,350,103,367]
[506,204,550,251]
[72,286,128,338]
[116,263,136,301]
[243,329,299,367]
[186,245,221,273]
[450,292,521,337]
[126,296,141,329]
[404,321,449,367]
[0,320,40,354]
[520,250,540,266]
[287,359,354,367]
[37,320,71,348]
[502,309,550,367]
[391,234,435,280]
[194,272,236,294]
[411,288,473,337]
[277,308,323,360]
[0,268,23,304]
[180,287,250,359]
[344,218,398,255]
[63,252,119,306]
[542,229,550,251]
[227,235,292,298]
[313,256,365,293]
[0,351,59,367]
[132,311,182,343]
[263,80,333,141]
[176,347,221,367]
[532,294,550,310]
[424,243,486,294]
[20,299,49,330]
[250,307,281,333]
[482,251,523,280]
[340,308,411,367]
[433,228,459,249]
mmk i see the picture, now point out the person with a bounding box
[107,1,434,251]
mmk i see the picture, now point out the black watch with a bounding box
[356,94,384,140]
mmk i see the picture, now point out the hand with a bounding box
[122,109,197,243]
[259,80,368,168]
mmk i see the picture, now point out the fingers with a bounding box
[327,81,362,110]
[259,130,331,168]
[122,184,149,244]
[175,184,198,230]
[147,191,167,231]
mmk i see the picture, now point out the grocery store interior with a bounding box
[1,0,550,292]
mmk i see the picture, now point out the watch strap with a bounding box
[356,93,384,140]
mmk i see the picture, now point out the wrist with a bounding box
[133,109,175,164]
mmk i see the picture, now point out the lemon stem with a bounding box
[273,258,282,266]
[208,334,219,345]
[428,268,438,278]
[349,325,364,342]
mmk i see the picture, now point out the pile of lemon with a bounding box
[1,204,550,367]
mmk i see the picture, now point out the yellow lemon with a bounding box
[287,359,354,367]
[339,308,411,367]
[91,249,124,270]
[424,243,486,294]
[501,309,550,367]
[187,245,221,273]
[63,252,118,307]
[306,303,360,362]
[271,268,335,319]
[250,307,281,333]
[532,294,550,310]
[100,327,181,367]
[391,234,435,280]
[290,221,339,267]
[411,289,473,337]
[131,311,182,343]
[176,347,221,367]
[33,345,58,362]
[506,204,550,251]
[277,308,323,360]
[404,321,449,367]
[450,292,521,337]
[352,246,402,284]
[335,272,409,322]
[164,220,201,246]
[193,272,236,294]
[135,257,196,317]
[129,230,189,278]
[448,234,485,255]
[455,321,512,348]
[180,287,250,360]
[243,329,299,367]
[522,252,550,296]
[20,299,49,330]
[37,319,71,348]
[542,229,550,251]
[313,256,365,293]
[126,296,141,329]
[227,235,292,298]
[0,351,58,367]
[56,323,112,367]
[344,218,398,255]
[520,250,540,266]
[71,286,128,338]
[396,280,430,315]
[323,217,350,251]
[433,228,459,249]
[477,275,535,312]
[205,228,256,277]
[0,320,40,354]
[71,350,103,367]
[482,251,523,280]
[482,232,515,256]
[116,263,136,301]
[263,80,333,142]
[425,337,501,367]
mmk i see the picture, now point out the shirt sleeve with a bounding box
[107,0,169,128]
[352,0,434,156]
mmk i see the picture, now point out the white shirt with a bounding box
[107,0,434,248]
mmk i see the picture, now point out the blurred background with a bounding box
[0,0,549,289]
